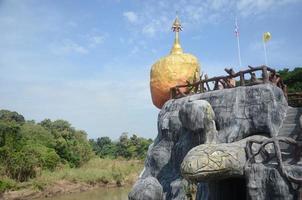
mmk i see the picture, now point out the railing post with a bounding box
[262,66,269,83]
[240,72,245,86]
[205,82,210,91]
[170,66,282,99]
[170,88,176,98]
[194,82,198,93]
[200,81,204,93]
[214,80,219,90]
[283,85,288,100]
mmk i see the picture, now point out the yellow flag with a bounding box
[263,32,271,43]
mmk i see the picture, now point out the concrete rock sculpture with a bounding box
[181,135,268,182]
[128,177,164,200]
[129,84,302,200]
[179,100,217,144]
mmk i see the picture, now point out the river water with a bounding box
[39,186,131,200]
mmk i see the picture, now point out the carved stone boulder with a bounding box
[181,135,268,182]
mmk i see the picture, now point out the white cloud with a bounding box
[141,16,171,37]
[88,35,105,47]
[0,0,157,138]
[130,46,139,55]
[0,61,158,139]
[142,24,156,37]
[248,38,286,61]
[209,0,230,10]
[1,0,300,140]
[237,0,273,16]
[123,11,138,23]
[91,36,104,44]
[51,39,88,55]
[50,34,106,55]
[123,0,300,37]
[237,0,299,16]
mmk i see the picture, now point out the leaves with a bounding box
[278,67,302,93]
[90,133,152,160]
[0,110,93,182]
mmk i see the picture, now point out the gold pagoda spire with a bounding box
[150,15,201,109]
[170,15,183,54]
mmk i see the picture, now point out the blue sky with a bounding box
[0,0,301,140]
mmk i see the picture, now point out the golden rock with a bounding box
[150,17,201,109]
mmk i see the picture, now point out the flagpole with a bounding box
[263,40,268,66]
[237,32,242,67]
[263,32,271,66]
[235,18,242,67]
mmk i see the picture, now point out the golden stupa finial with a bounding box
[170,14,183,54]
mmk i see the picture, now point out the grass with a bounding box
[1,157,144,192]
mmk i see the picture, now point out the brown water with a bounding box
[39,187,130,200]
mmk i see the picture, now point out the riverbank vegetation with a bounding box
[1,158,143,193]
[0,110,151,195]
[1,158,144,199]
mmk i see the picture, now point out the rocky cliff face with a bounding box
[129,84,302,200]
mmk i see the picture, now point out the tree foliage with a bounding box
[38,119,93,167]
[0,109,152,185]
[278,67,302,93]
[0,110,25,124]
[90,132,152,160]
[0,110,93,182]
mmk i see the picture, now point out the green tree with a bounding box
[116,132,132,159]
[134,138,152,159]
[38,119,52,130]
[92,137,117,158]
[0,110,94,182]
[39,119,93,167]
[4,145,41,181]
[0,110,25,124]
[278,67,302,93]
[0,121,21,148]
[91,133,153,160]
[20,123,56,148]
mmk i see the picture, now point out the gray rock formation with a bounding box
[279,107,302,139]
[246,164,302,200]
[129,84,302,200]
[128,177,164,200]
[179,100,218,144]
[187,84,288,142]
[181,135,268,182]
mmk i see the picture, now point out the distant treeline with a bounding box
[0,109,152,183]
[89,133,153,160]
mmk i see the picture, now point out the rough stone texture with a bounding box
[188,84,288,142]
[128,177,164,200]
[278,107,302,139]
[182,142,246,182]
[245,164,302,200]
[179,100,217,144]
[181,135,268,182]
[129,84,298,200]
